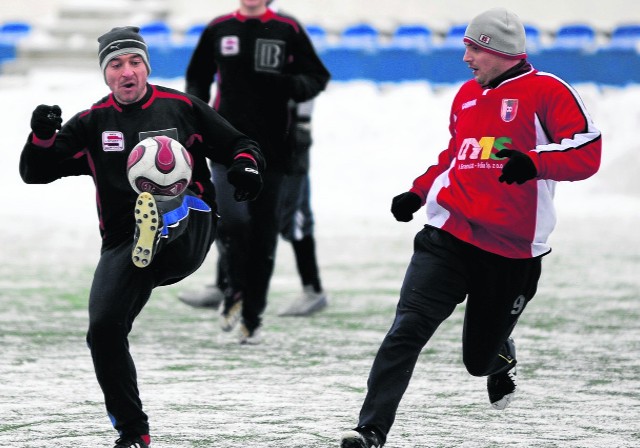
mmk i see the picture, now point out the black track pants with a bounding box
[357,226,542,443]
[86,204,214,437]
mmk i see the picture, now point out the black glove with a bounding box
[497,149,537,185]
[391,192,422,222]
[227,157,263,202]
[31,104,62,140]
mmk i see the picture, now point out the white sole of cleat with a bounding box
[488,365,517,410]
[132,192,160,268]
[490,392,515,410]
[340,430,381,448]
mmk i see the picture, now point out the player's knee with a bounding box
[463,356,494,377]
[87,314,128,344]
[388,311,435,345]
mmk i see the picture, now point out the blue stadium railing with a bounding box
[146,42,640,86]
[2,21,640,86]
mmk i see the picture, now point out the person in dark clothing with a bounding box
[178,98,329,317]
[340,8,601,448]
[276,97,328,316]
[19,26,264,448]
[181,0,330,343]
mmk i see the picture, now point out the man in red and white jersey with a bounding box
[341,7,601,448]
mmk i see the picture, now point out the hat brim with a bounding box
[463,37,527,59]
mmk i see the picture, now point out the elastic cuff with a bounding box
[408,188,426,205]
[31,133,56,148]
[234,152,257,164]
[528,151,541,178]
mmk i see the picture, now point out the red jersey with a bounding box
[410,66,602,258]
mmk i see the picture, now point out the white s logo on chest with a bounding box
[221,36,240,55]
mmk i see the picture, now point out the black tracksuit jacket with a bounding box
[19,84,264,248]
[185,7,330,172]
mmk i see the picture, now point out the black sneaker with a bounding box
[132,192,162,268]
[113,434,150,447]
[340,426,383,448]
[487,337,517,410]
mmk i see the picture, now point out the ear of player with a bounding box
[30,104,63,140]
[226,155,263,202]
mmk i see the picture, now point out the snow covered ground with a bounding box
[0,71,639,447]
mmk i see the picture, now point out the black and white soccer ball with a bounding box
[126,136,193,201]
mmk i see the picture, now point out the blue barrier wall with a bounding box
[148,45,195,79]
[319,46,640,86]
[148,45,640,86]
[0,43,15,65]
[2,43,639,86]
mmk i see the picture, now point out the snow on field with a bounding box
[0,71,639,447]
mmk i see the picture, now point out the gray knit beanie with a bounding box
[464,8,527,59]
[98,26,151,77]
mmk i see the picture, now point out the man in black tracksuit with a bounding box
[184,0,330,342]
[19,26,264,448]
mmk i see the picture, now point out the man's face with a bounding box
[463,43,518,86]
[104,53,149,104]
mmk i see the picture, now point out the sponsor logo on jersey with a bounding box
[462,99,477,110]
[254,38,286,73]
[501,99,518,122]
[102,131,124,152]
[221,36,240,55]
[457,136,512,165]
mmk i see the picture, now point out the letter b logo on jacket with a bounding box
[255,39,285,73]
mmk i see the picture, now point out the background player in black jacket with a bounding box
[182,0,330,343]
[178,97,329,316]
[19,26,264,448]
[277,97,328,316]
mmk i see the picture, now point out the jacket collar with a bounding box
[112,83,153,111]
[234,8,275,22]
[484,60,533,89]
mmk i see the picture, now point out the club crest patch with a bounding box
[501,99,518,122]
[102,131,124,151]
[221,36,240,55]
[479,34,492,44]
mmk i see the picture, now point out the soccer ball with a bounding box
[126,136,193,201]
